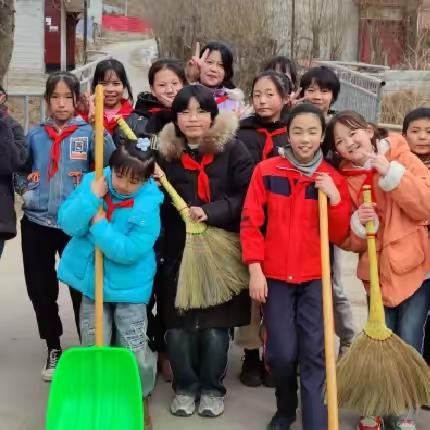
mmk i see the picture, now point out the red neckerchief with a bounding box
[341,168,377,202]
[180,152,214,203]
[148,107,170,113]
[44,124,79,179]
[104,99,133,134]
[215,95,229,105]
[256,127,287,160]
[103,193,134,221]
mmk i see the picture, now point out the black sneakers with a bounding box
[41,348,62,382]
[239,352,263,387]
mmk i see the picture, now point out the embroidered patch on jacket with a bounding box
[70,137,89,160]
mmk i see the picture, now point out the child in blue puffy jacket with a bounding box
[58,138,163,400]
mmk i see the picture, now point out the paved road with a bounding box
[102,38,158,99]
[1,213,429,429]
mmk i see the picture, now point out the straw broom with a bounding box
[336,184,430,416]
[116,117,249,311]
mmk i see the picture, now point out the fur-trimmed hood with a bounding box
[158,111,239,161]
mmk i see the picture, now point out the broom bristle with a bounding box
[175,227,249,310]
[336,331,430,416]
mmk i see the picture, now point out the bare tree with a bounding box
[142,0,280,92]
[294,0,348,64]
[325,0,349,61]
[401,28,430,70]
[0,0,15,84]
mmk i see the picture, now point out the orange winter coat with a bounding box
[339,134,430,307]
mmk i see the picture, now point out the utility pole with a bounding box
[83,0,88,64]
[291,0,296,58]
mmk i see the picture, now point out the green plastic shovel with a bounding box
[46,85,144,430]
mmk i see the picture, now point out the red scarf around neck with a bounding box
[256,127,287,160]
[341,168,377,202]
[148,107,170,114]
[44,124,79,179]
[104,99,133,134]
[180,152,214,203]
[103,193,134,221]
[215,95,229,105]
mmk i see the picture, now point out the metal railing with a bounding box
[316,61,386,123]
[7,53,111,133]
[73,53,112,93]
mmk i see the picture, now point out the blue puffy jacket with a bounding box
[17,116,115,228]
[57,167,163,303]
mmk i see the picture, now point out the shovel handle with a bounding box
[318,190,339,430]
[95,85,104,347]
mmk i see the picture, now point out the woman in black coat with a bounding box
[157,85,253,418]
[0,92,27,257]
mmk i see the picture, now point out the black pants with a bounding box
[424,314,430,365]
[166,327,230,397]
[21,216,81,348]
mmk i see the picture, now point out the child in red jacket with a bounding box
[241,103,350,430]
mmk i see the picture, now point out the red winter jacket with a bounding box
[240,156,351,284]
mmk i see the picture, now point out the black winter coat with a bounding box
[0,112,27,240]
[237,115,289,165]
[123,92,175,146]
[157,112,254,330]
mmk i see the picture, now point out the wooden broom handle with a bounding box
[318,190,339,430]
[94,85,104,347]
[362,185,390,340]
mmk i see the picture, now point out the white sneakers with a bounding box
[170,394,225,417]
[198,394,225,417]
[170,394,196,416]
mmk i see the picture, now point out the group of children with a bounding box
[0,40,429,430]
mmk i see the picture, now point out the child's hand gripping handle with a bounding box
[94,85,104,347]
[318,190,339,430]
[362,185,391,340]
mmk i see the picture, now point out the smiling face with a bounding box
[333,122,375,166]
[252,76,287,122]
[151,68,184,108]
[100,70,124,109]
[176,97,212,141]
[288,113,324,163]
[404,118,430,156]
[199,50,225,88]
[304,81,333,115]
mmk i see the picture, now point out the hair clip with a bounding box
[136,137,150,152]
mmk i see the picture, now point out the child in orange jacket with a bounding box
[325,110,430,430]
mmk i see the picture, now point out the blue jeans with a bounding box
[80,296,156,397]
[165,327,230,398]
[0,240,4,258]
[385,279,430,353]
[383,279,430,422]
